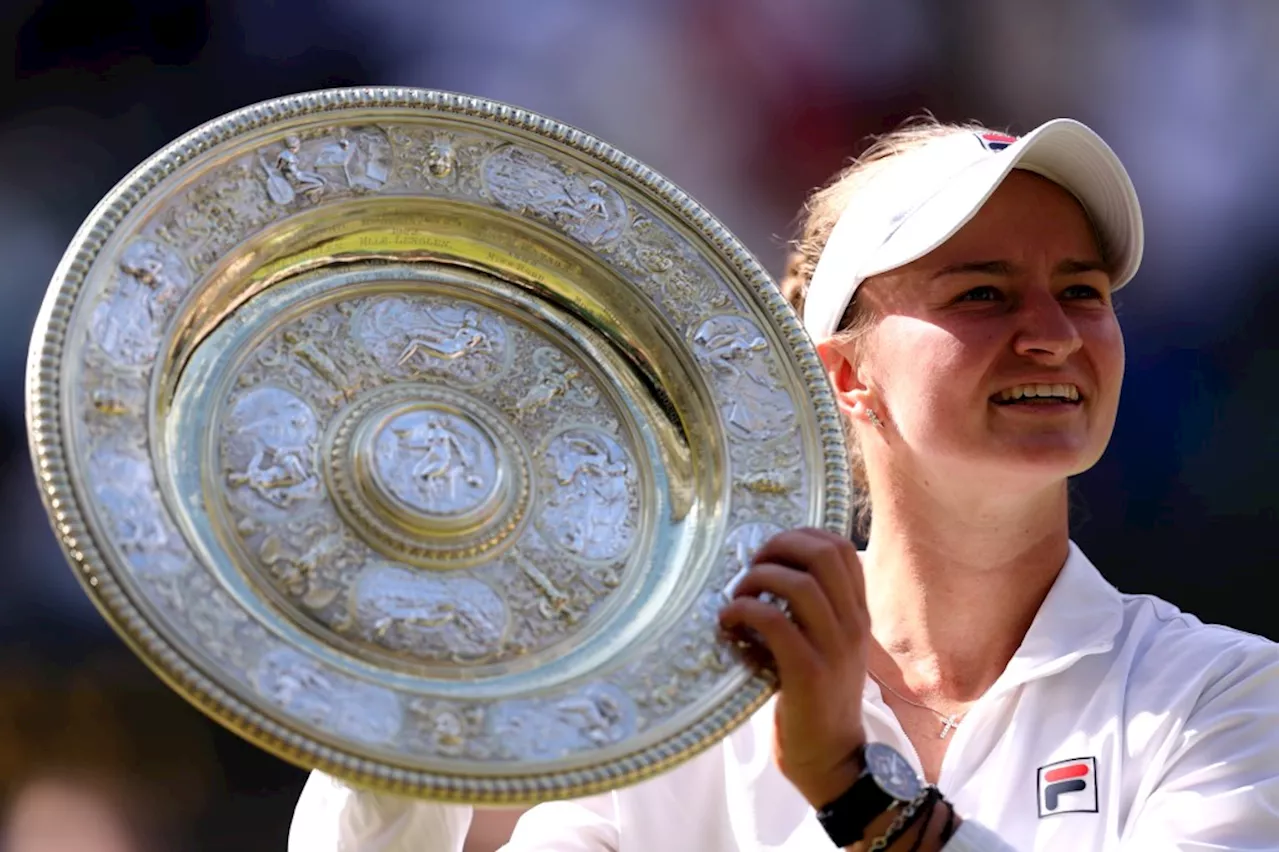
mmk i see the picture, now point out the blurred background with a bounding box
[0,1,1275,849]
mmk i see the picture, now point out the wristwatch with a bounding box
[815,742,923,847]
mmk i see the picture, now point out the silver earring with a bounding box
[866,409,883,428]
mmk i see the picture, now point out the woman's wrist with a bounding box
[845,792,965,852]
[800,752,867,811]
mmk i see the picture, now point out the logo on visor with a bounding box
[977,132,1017,152]
[1037,757,1098,817]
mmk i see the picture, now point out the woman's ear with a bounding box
[816,339,877,423]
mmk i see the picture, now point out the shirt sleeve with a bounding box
[1122,636,1279,850]
[288,771,473,852]
[941,819,1020,852]
[288,770,621,852]
[501,796,619,851]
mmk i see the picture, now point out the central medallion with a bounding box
[326,385,532,569]
[372,409,499,519]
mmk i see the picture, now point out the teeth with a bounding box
[996,383,1080,402]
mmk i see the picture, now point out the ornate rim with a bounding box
[26,87,852,802]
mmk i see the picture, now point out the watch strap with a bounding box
[815,769,896,847]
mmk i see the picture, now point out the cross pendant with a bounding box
[938,715,961,739]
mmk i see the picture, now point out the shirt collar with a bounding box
[861,541,1125,710]
[861,542,1124,733]
[987,540,1124,695]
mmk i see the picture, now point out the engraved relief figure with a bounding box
[538,429,636,561]
[515,347,599,412]
[484,146,626,246]
[737,467,801,495]
[374,410,497,516]
[88,378,141,417]
[313,134,351,163]
[485,147,567,208]
[353,565,508,661]
[276,135,326,200]
[353,296,507,384]
[621,590,743,724]
[257,519,347,600]
[614,216,679,278]
[731,435,806,516]
[428,707,466,757]
[396,309,493,367]
[251,648,402,745]
[616,213,737,317]
[89,288,152,367]
[223,387,322,511]
[665,264,725,312]
[617,216,730,315]
[510,551,577,623]
[407,699,479,758]
[253,648,334,726]
[486,704,555,761]
[273,304,375,410]
[260,135,326,205]
[672,627,735,679]
[672,591,738,677]
[553,684,633,747]
[120,238,187,320]
[488,684,636,761]
[89,239,191,366]
[386,126,492,194]
[401,417,478,497]
[183,580,258,671]
[692,315,796,441]
[694,316,769,383]
[281,328,348,396]
[328,685,403,746]
[559,178,624,246]
[89,449,168,555]
[152,162,273,274]
[424,133,455,178]
[313,127,391,191]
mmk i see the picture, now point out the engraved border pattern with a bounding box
[27,87,851,803]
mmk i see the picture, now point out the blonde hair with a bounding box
[781,115,1008,536]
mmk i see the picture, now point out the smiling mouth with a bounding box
[992,383,1082,406]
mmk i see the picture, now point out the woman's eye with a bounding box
[956,285,1002,303]
[1061,284,1106,300]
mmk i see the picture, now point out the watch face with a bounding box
[864,742,922,801]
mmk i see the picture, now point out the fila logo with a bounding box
[1037,757,1098,817]
[977,131,1016,152]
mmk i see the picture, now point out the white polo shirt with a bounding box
[289,543,1278,851]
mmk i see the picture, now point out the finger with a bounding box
[751,528,865,626]
[752,528,862,620]
[719,597,820,684]
[730,563,845,656]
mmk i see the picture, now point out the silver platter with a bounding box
[26,87,851,803]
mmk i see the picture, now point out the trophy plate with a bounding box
[26,88,851,803]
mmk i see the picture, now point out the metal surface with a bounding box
[26,87,851,803]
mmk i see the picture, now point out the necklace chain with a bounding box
[868,671,966,739]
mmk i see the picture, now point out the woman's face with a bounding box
[824,171,1125,492]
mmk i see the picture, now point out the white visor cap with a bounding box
[801,119,1144,342]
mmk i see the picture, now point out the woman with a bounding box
[289,117,1278,850]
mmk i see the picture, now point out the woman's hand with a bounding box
[718,528,870,808]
